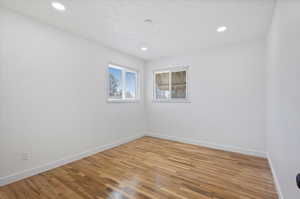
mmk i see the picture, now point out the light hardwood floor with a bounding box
[0,136,278,199]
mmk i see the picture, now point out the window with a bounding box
[108,64,139,102]
[154,66,189,102]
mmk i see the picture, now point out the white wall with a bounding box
[145,41,266,157]
[0,8,145,183]
[266,0,300,198]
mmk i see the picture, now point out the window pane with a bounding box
[125,71,137,99]
[171,71,186,99]
[109,67,122,99]
[155,72,170,99]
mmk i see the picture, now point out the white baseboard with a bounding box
[267,154,284,199]
[146,132,266,158]
[0,134,143,187]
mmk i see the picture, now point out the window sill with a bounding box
[107,99,140,103]
[152,99,191,103]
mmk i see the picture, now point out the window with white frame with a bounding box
[154,66,189,102]
[108,64,139,102]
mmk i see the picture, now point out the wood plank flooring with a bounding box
[0,136,278,199]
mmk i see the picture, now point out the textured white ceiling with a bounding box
[0,0,275,60]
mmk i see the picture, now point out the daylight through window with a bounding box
[108,64,138,101]
[154,67,189,102]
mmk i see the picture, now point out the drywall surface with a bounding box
[266,0,300,198]
[0,8,145,182]
[145,41,266,156]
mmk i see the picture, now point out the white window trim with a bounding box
[107,63,140,103]
[153,66,191,103]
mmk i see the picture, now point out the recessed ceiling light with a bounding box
[144,19,153,24]
[141,46,148,51]
[52,2,66,11]
[217,26,227,32]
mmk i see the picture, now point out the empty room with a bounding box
[0,0,299,198]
